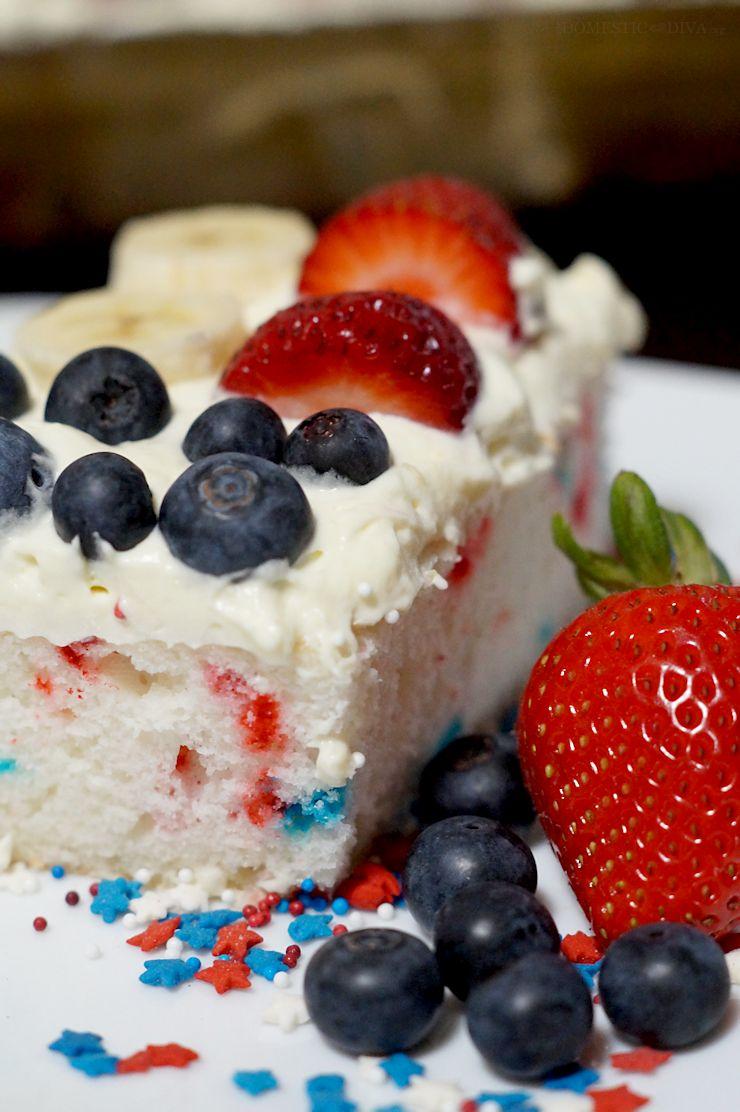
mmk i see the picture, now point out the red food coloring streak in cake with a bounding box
[335,861,402,910]
[57,637,101,676]
[571,391,597,527]
[204,666,287,755]
[34,674,53,696]
[560,931,604,964]
[113,600,126,620]
[448,516,492,586]
[127,916,181,952]
[243,771,284,828]
[175,745,192,774]
[117,1043,198,1073]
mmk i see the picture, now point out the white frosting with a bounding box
[1,252,643,666]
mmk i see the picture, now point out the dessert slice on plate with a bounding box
[0,178,644,892]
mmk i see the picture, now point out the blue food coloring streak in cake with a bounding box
[282,788,347,836]
[0,758,17,774]
[433,716,463,753]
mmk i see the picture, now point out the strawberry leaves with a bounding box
[553,470,731,601]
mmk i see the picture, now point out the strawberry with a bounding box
[299,176,522,332]
[220,291,480,432]
[518,472,738,943]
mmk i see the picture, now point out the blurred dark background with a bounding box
[0,4,738,367]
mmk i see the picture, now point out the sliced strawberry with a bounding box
[299,176,521,332]
[221,291,480,432]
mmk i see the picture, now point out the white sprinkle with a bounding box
[351,752,366,771]
[122,912,137,928]
[262,992,310,1033]
[134,867,152,885]
[220,888,235,906]
[165,936,184,957]
[347,911,365,931]
[357,581,372,598]
[85,943,102,960]
[407,1076,464,1112]
[431,571,448,591]
[273,971,290,989]
[177,867,194,884]
[376,902,395,921]
[385,609,400,625]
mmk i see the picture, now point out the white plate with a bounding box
[0,299,738,1111]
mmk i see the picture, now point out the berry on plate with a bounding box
[183,397,286,464]
[45,347,171,445]
[520,471,739,942]
[599,922,730,1048]
[299,175,521,332]
[416,732,535,827]
[52,452,157,558]
[403,815,537,931]
[466,952,594,1079]
[303,928,444,1054]
[284,408,390,485]
[220,291,480,432]
[0,418,54,518]
[0,354,30,419]
[159,452,313,576]
[434,880,560,999]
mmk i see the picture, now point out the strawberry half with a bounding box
[220,291,481,431]
[299,176,522,333]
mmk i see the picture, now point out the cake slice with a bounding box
[0,179,644,893]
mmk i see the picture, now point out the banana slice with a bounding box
[14,288,246,386]
[109,205,316,328]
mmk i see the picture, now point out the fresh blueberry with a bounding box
[416,733,535,827]
[0,355,30,419]
[183,397,286,464]
[52,452,157,558]
[284,408,390,485]
[403,815,537,932]
[159,452,313,577]
[599,922,730,1049]
[303,928,444,1054]
[45,347,171,445]
[434,881,560,999]
[0,418,54,518]
[467,953,594,1079]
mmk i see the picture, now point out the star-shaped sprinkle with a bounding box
[49,1030,105,1058]
[127,916,181,951]
[69,1054,120,1077]
[246,947,288,981]
[380,1053,425,1089]
[589,1086,650,1112]
[610,1049,672,1074]
[139,956,201,987]
[90,877,142,923]
[307,1074,357,1112]
[175,919,220,950]
[543,1066,600,1093]
[117,1043,198,1073]
[263,992,310,1033]
[234,1069,279,1096]
[288,912,334,943]
[335,862,401,910]
[196,958,252,994]
[560,932,603,964]
[213,920,263,960]
[574,961,602,990]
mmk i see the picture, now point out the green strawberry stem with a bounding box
[553,470,731,601]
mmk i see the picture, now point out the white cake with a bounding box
[0,186,644,893]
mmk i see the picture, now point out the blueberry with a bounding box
[434,881,560,999]
[303,928,444,1054]
[284,408,390,485]
[467,953,594,1079]
[52,452,157,558]
[599,922,730,1049]
[0,354,30,419]
[45,347,171,445]
[159,452,313,577]
[417,733,535,827]
[404,815,537,932]
[183,397,286,464]
[0,418,53,518]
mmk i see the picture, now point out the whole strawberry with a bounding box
[518,473,738,943]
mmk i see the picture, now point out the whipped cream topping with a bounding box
[1,252,644,666]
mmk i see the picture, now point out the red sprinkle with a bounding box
[113,600,127,621]
[265,891,281,907]
[242,904,257,917]
[127,916,181,952]
[332,925,348,936]
[117,1043,198,1073]
[196,958,252,994]
[460,1102,479,1112]
[335,861,402,910]
[33,917,47,932]
[590,1086,650,1112]
[289,900,305,917]
[89,883,99,897]
[258,898,271,912]
[285,944,301,958]
[610,1048,672,1074]
[247,911,269,928]
[283,954,297,968]
[560,931,604,964]
[213,921,263,961]
[65,891,80,906]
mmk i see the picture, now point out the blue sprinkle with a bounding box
[575,960,603,990]
[196,908,243,929]
[175,921,220,950]
[301,877,316,892]
[0,758,18,774]
[434,715,463,753]
[543,1065,600,1093]
[276,898,290,913]
[307,1074,357,1112]
[139,956,201,987]
[288,913,333,943]
[246,947,288,981]
[90,877,142,924]
[282,788,346,836]
[69,1054,120,1077]
[476,1095,534,1109]
[49,1030,106,1058]
[50,865,65,879]
[379,1053,424,1089]
[331,897,349,915]
[233,1070,279,1096]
